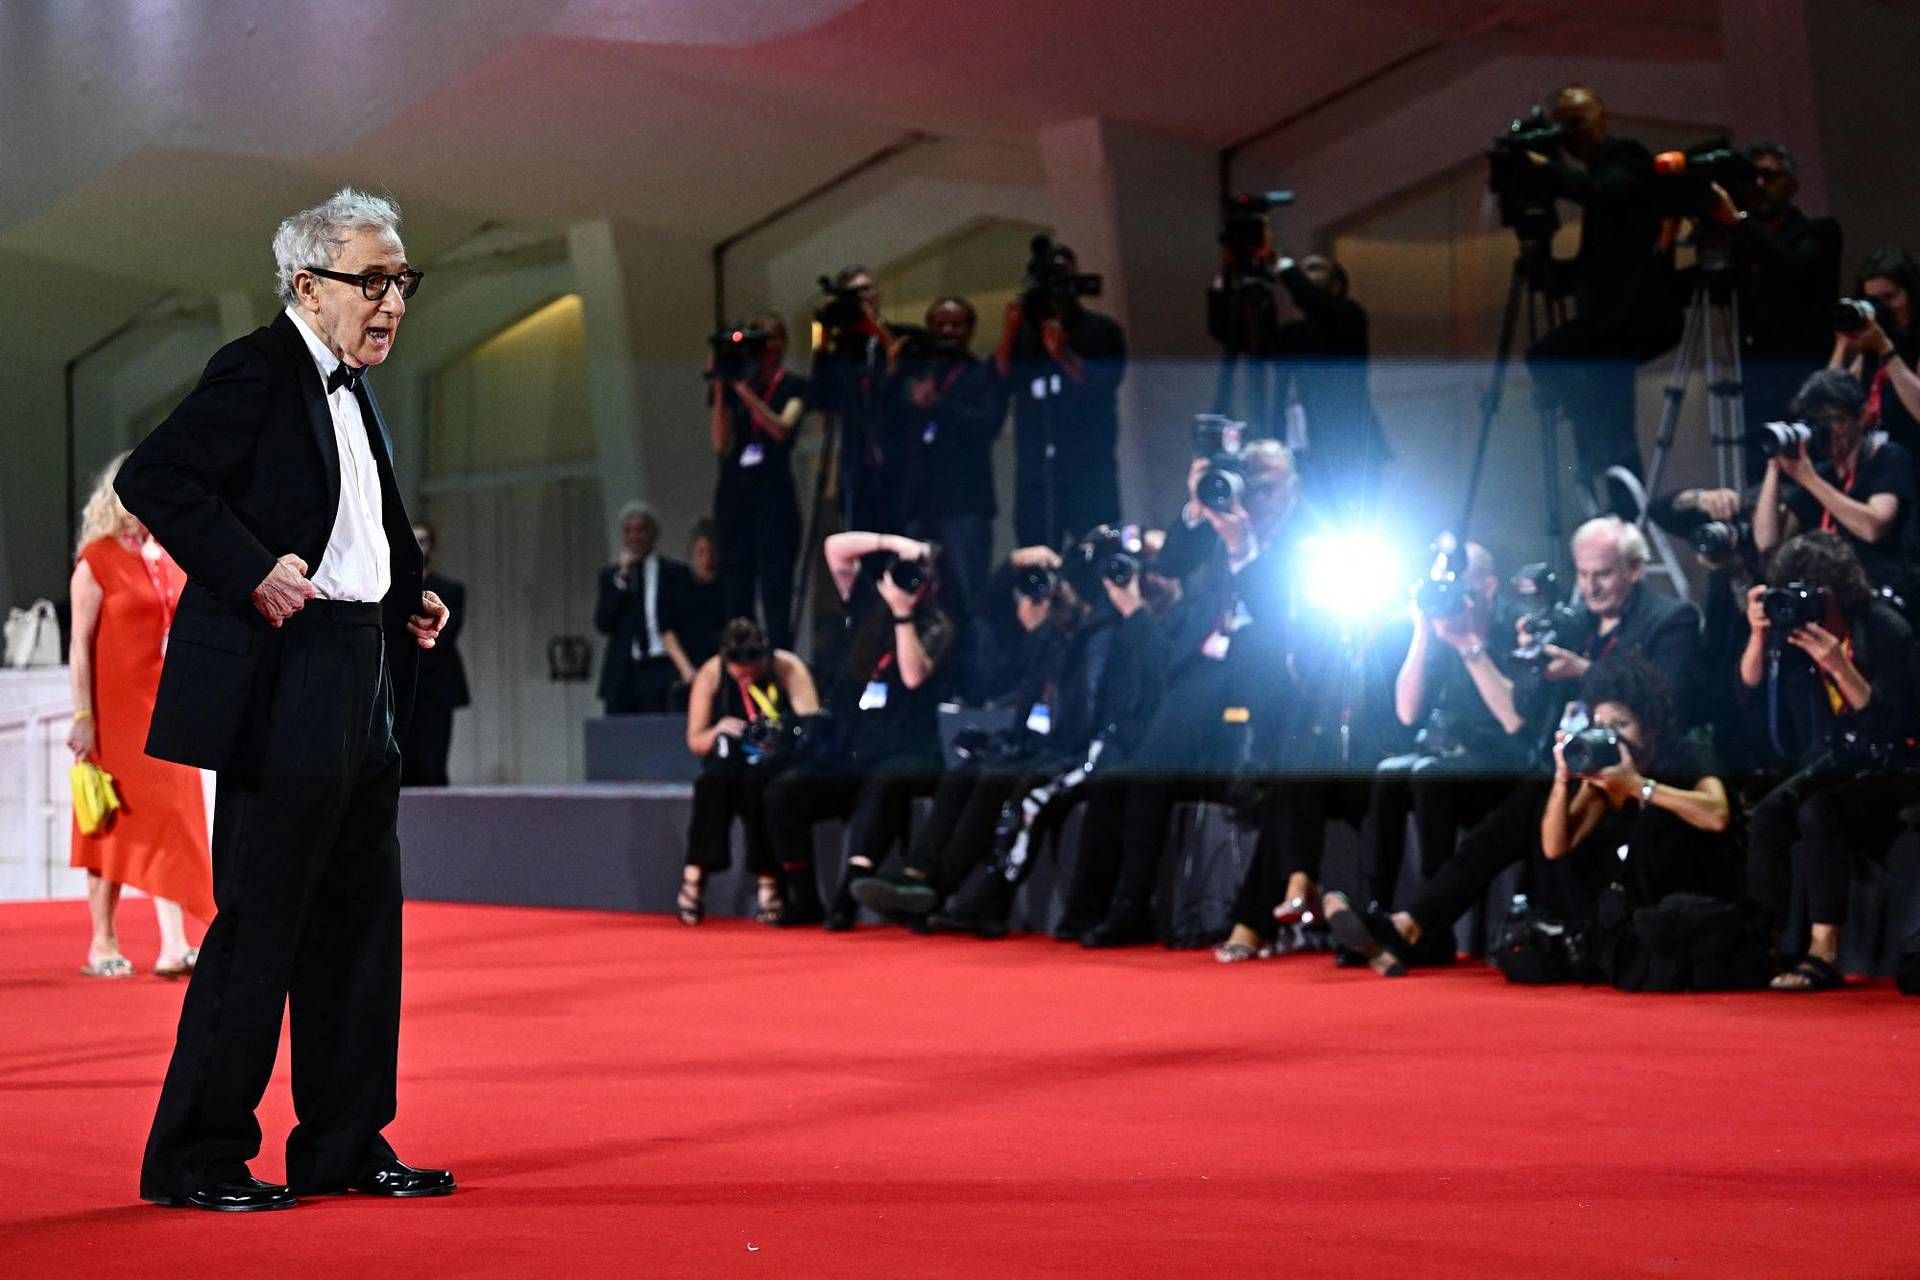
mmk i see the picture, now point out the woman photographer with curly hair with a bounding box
[1740,531,1916,991]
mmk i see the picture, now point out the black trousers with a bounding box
[716,478,799,652]
[1405,779,1548,938]
[762,755,939,876]
[1231,774,1371,937]
[686,759,780,875]
[1013,444,1120,551]
[142,603,402,1200]
[606,655,680,715]
[1367,753,1517,909]
[900,763,1029,895]
[1747,766,1910,930]
[399,698,454,787]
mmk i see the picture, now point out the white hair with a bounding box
[272,187,404,307]
[617,500,658,528]
[1572,515,1648,569]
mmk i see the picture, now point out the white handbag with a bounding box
[4,599,61,669]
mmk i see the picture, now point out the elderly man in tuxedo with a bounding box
[118,188,454,1212]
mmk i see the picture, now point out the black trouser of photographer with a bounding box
[1367,753,1518,910]
[1527,323,1647,516]
[899,762,1031,897]
[1404,779,1548,943]
[1013,440,1119,551]
[762,753,940,887]
[686,756,783,876]
[1231,773,1371,940]
[716,471,799,652]
[1746,765,1911,931]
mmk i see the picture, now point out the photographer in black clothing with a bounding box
[1077,442,1299,948]
[1753,369,1915,603]
[1327,657,1734,977]
[762,531,953,930]
[677,618,820,926]
[1365,542,1533,914]
[814,266,913,532]
[1272,256,1389,507]
[896,297,1009,615]
[711,313,809,651]
[1741,532,1916,991]
[996,242,1127,549]
[1522,85,1682,513]
[1732,141,1843,435]
[1829,248,1920,461]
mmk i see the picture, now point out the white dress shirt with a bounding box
[287,307,390,602]
[625,553,667,661]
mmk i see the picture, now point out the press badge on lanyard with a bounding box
[1026,703,1052,735]
[860,652,894,712]
[739,442,766,468]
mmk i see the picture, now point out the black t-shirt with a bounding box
[1568,732,1735,905]
[1782,438,1916,594]
[719,368,809,483]
[1006,308,1126,465]
[896,353,1008,520]
[1545,137,1675,342]
[1862,330,1920,462]
[668,576,728,669]
[827,573,955,766]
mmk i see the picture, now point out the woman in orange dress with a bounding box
[68,453,214,978]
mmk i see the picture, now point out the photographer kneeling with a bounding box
[1753,369,1915,605]
[1740,531,1916,991]
[1327,657,1732,977]
[678,618,820,926]
[762,532,954,929]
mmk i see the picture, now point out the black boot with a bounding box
[1080,898,1155,948]
[929,866,1016,939]
[824,861,874,932]
[852,869,941,917]
[775,865,824,927]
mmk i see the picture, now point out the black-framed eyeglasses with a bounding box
[306,266,424,301]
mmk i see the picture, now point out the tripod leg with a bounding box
[1639,292,1708,525]
[1456,262,1529,536]
[790,409,840,645]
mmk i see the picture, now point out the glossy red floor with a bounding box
[0,898,1913,1277]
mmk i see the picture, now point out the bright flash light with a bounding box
[1298,528,1406,622]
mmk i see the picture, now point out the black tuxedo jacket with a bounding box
[116,310,425,771]
[593,557,690,703]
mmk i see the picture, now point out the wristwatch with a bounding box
[1463,643,1485,661]
[1639,777,1657,807]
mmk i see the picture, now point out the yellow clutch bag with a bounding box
[70,760,122,836]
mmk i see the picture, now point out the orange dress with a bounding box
[69,537,215,922]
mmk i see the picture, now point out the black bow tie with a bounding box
[327,362,366,395]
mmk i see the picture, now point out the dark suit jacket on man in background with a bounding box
[117,308,427,1202]
[595,556,691,713]
[401,570,468,785]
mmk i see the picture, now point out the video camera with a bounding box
[1062,524,1143,600]
[1748,419,1822,462]
[814,275,868,331]
[1218,190,1294,290]
[1652,139,1758,223]
[1192,414,1248,514]
[1486,107,1565,246]
[1021,235,1103,322]
[1762,582,1824,631]
[1513,601,1583,672]
[707,325,769,382]
[1561,725,1623,775]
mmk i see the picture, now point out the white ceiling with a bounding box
[1,0,1734,354]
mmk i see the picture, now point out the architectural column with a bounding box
[567,221,650,547]
[1037,119,1220,520]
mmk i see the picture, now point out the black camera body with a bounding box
[1654,138,1758,221]
[1691,519,1755,564]
[1486,108,1565,244]
[1014,564,1059,603]
[885,554,931,597]
[1021,234,1103,321]
[1192,413,1245,460]
[1834,298,1878,334]
[1063,524,1142,599]
[813,275,867,331]
[740,714,799,766]
[1762,582,1824,631]
[1513,601,1583,671]
[707,325,769,382]
[1748,419,1821,461]
[1561,725,1622,775]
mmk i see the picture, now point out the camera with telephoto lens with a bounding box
[1014,564,1059,603]
[1063,524,1143,599]
[1218,190,1294,292]
[1561,725,1623,775]
[1762,582,1824,631]
[885,554,931,597]
[1834,298,1878,334]
[1513,601,1582,672]
[1021,235,1103,322]
[1748,419,1819,461]
[1652,138,1758,221]
[707,325,768,382]
[1691,519,1755,564]
[813,275,868,330]
[1486,107,1565,243]
[1414,543,1473,619]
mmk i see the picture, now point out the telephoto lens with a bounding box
[1748,419,1815,459]
[1762,582,1824,630]
[1834,298,1877,334]
[1561,726,1622,775]
[1691,520,1745,560]
[1014,565,1058,602]
[1196,465,1245,514]
[1414,574,1469,618]
[886,556,929,596]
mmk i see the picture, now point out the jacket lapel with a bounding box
[271,311,343,524]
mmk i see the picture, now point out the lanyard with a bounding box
[1821,629,1855,717]
[741,678,781,722]
[1820,460,1858,534]
[870,650,896,682]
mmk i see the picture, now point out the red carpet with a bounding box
[0,899,1913,1277]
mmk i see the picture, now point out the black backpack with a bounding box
[1595,891,1772,992]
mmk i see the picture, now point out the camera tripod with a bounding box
[1210,279,1283,439]
[1456,240,1574,573]
[1637,250,1750,514]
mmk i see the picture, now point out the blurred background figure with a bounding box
[401,521,469,787]
[66,454,213,977]
[663,519,730,700]
[595,502,689,714]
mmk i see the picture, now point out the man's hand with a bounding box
[1039,317,1070,361]
[908,377,939,411]
[1201,498,1253,562]
[1433,610,1486,654]
[1745,584,1770,635]
[877,571,920,618]
[1589,741,1645,805]
[1774,445,1816,488]
[1787,622,1848,674]
[253,554,318,628]
[713,716,749,740]
[1103,574,1146,618]
[409,589,450,649]
[1694,488,1742,521]
[1008,545,1063,570]
[1854,318,1896,360]
[1705,181,1742,228]
[1001,298,1024,340]
[1541,644,1589,682]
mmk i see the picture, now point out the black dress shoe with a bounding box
[851,871,939,916]
[349,1161,456,1198]
[148,1177,297,1212]
[1081,903,1156,949]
